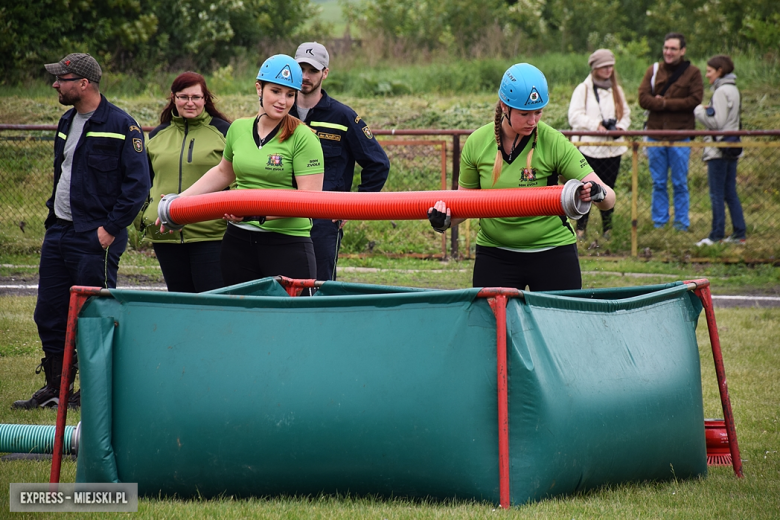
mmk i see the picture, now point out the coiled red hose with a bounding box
[165,184,587,226]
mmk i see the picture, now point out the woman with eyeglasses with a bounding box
[427,63,615,291]
[161,55,324,286]
[142,71,231,292]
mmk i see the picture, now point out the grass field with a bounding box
[1,48,779,515]
[1,255,779,517]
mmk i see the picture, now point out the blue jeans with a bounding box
[647,138,691,229]
[707,158,746,241]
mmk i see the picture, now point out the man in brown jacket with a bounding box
[638,32,703,231]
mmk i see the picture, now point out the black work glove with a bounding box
[428,208,451,233]
[587,181,606,203]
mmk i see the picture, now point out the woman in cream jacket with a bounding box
[568,49,631,240]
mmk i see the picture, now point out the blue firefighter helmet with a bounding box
[498,63,549,110]
[256,54,303,91]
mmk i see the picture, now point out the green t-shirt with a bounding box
[223,117,324,237]
[459,121,592,250]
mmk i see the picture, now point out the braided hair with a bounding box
[492,102,504,185]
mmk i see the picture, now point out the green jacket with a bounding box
[142,111,230,243]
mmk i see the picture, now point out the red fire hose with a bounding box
[159,180,590,228]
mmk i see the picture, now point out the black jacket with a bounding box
[47,94,150,236]
[290,89,389,192]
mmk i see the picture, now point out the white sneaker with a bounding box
[695,238,715,247]
[721,235,746,245]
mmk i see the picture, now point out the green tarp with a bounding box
[75,279,706,505]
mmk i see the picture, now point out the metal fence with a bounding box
[2,125,779,261]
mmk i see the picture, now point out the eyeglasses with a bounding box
[175,95,205,102]
[56,76,84,83]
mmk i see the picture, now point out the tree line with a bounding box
[2,0,777,84]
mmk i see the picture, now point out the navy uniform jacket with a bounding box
[290,89,389,192]
[46,94,151,236]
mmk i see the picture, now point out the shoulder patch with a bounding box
[362,126,373,139]
[133,138,144,153]
[355,115,361,124]
[129,125,141,133]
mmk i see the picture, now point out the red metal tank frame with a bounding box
[49,279,743,510]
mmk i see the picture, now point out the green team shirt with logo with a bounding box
[459,121,592,250]
[223,117,324,237]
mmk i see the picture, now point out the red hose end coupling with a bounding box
[561,179,591,220]
[157,193,186,231]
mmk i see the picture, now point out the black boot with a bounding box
[12,353,64,410]
[67,358,80,410]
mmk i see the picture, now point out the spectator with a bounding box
[638,32,703,231]
[694,55,746,246]
[290,42,390,281]
[13,53,150,410]
[160,55,323,286]
[142,72,231,292]
[427,63,615,291]
[568,48,631,241]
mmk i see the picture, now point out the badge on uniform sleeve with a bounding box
[129,125,141,133]
[133,138,144,153]
[362,126,374,139]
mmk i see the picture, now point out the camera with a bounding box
[602,118,618,131]
[705,106,716,117]
[602,118,619,139]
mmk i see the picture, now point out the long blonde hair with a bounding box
[599,69,625,122]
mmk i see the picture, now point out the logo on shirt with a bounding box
[524,87,544,106]
[362,126,374,139]
[519,168,537,182]
[132,138,143,153]
[267,154,283,167]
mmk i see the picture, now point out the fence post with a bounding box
[631,140,639,257]
[451,135,461,259]
[441,142,448,259]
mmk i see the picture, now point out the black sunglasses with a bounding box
[56,76,84,83]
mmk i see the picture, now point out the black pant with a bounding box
[153,241,224,293]
[578,154,621,233]
[220,225,316,286]
[472,244,581,291]
[35,220,126,354]
[310,218,343,281]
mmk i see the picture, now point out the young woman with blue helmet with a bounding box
[428,63,616,291]
[161,55,324,286]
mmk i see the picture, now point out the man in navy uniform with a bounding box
[291,42,390,281]
[13,53,150,410]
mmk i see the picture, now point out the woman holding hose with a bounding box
[428,63,615,291]
[160,55,324,285]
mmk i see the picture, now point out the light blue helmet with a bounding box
[256,54,303,91]
[498,63,549,110]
